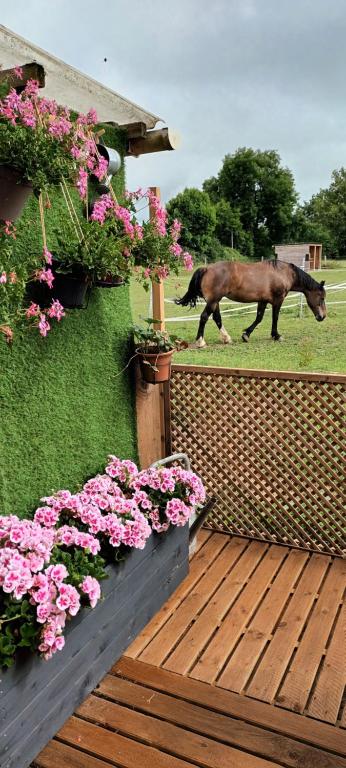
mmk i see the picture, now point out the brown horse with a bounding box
[176,260,326,346]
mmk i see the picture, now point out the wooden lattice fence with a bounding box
[168,365,346,557]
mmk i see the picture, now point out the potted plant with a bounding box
[0,75,107,219]
[0,454,205,768]
[133,318,187,384]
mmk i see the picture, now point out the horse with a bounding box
[175,260,326,346]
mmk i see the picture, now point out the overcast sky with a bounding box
[2,0,346,205]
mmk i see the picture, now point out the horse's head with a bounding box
[305,280,326,321]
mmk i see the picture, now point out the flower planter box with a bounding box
[0,524,189,768]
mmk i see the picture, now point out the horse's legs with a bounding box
[271,301,283,341]
[195,302,215,347]
[242,301,267,342]
[212,302,232,344]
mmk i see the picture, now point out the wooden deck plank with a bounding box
[34,740,112,768]
[189,545,286,683]
[139,537,249,666]
[218,548,308,692]
[58,715,195,768]
[77,693,281,768]
[116,657,346,757]
[278,558,346,715]
[246,553,330,703]
[126,532,228,659]
[307,603,346,724]
[96,672,344,768]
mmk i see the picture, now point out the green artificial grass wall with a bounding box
[0,125,138,518]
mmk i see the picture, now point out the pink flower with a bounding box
[76,168,88,199]
[0,272,7,284]
[43,247,53,265]
[26,302,41,318]
[38,314,50,337]
[80,575,101,608]
[47,300,65,322]
[14,65,23,79]
[36,268,54,289]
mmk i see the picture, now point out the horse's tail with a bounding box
[175,267,207,308]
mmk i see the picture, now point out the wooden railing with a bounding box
[167,365,346,557]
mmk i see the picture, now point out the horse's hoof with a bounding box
[271,335,283,342]
[194,338,207,349]
[220,327,232,344]
[242,332,249,343]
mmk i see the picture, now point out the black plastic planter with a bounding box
[26,262,90,309]
[0,165,33,221]
[0,525,189,768]
[94,274,125,288]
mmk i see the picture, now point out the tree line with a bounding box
[166,147,346,262]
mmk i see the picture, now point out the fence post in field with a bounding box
[149,186,165,330]
[135,186,167,468]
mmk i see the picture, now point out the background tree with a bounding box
[291,169,346,259]
[166,188,217,258]
[203,148,297,259]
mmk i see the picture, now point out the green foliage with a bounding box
[292,168,346,260]
[0,124,137,518]
[203,148,297,259]
[132,318,186,352]
[0,597,40,667]
[166,188,216,256]
[51,547,107,588]
[53,209,134,284]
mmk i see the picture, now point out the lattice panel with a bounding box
[169,365,346,556]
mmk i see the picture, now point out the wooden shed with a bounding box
[274,243,322,271]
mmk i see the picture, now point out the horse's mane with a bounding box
[289,263,321,290]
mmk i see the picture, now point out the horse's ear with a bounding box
[320,280,325,288]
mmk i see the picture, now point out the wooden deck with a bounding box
[34,530,346,768]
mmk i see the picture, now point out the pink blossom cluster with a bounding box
[25,299,65,337]
[39,469,152,552]
[0,456,205,662]
[0,514,99,660]
[0,271,17,284]
[128,464,206,531]
[124,188,194,280]
[0,79,107,195]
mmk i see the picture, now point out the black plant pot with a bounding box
[0,165,33,221]
[93,274,125,288]
[26,262,90,309]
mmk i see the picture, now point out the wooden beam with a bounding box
[127,127,180,157]
[0,62,45,92]
[118,121,147,138]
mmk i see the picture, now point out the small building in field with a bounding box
[274,243,322,271]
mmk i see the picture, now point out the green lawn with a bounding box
[130,265,346,374]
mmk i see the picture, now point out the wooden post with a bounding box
[135,186,167,467]
[149,186,165,330]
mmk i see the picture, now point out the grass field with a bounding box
[130,264,346,374]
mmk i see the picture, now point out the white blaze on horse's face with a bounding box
[305,281,327,321]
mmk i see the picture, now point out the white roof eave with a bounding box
[0,25,162,130]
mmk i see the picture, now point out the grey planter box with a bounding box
[0,524,189,768]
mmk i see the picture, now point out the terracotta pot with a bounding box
[137,348,174,384]
[94,274,125,288]
[0,165,33,221]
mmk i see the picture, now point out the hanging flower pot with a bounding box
[26,262,91,310]
[137,348,174,384]
[93,273,125,288]
[0,165,33,221]
[51,266,90,309]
